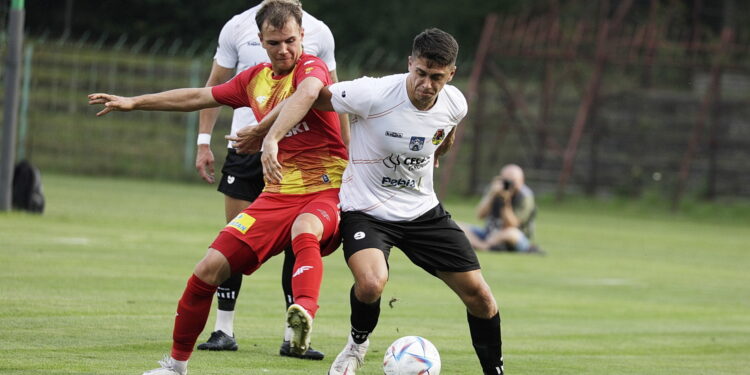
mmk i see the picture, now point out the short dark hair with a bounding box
[412,28,459,67]
[255,0,303,32]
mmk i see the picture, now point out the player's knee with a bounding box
[463,283,497,318]
[291,213,324,240]
[354,274,387,303]
[193,249,230,286]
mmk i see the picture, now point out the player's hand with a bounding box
[87,93,136,116]
[226,125,264,154]
[195,144,215,184]
[260,138,283,184]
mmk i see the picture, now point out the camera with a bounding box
[502,179,513,190]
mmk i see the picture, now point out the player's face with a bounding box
[259,18,304,75]
[406,55,456,110]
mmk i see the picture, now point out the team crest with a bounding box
[409,136,425,151]
[432,129,445,145]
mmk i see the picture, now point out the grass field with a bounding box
[1,174,749,375]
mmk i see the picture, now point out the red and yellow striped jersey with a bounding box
[212,54,348,194]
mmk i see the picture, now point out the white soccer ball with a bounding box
[383,336,441,375]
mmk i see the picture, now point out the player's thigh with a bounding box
[224,196,252,222]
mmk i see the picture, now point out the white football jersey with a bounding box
[329,73,467,221]
[214,5,337,146]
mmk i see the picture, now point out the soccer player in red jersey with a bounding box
[88,1,347,374]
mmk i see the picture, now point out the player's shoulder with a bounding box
[439,84,468,120]
[225,6,260,29]
[298,53,327,67]
[362,73,407,93]
[301,11,330,33]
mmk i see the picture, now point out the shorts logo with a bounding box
[316,208,331,222]
[226,213,256,234]
[432,129,445,145]
[305,67,315,74]
[227,175,235,184]
[409,136,425,151]
[353,231,365,240]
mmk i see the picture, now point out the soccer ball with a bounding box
[383,336,441,375]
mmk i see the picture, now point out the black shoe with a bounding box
[279,340,325,360]
[197,330,238,351]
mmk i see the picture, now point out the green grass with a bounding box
[1,174,749,374]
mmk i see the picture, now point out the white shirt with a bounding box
[214,5,337,146]
[329,73,467,221]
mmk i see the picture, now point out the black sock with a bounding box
[216,273,243,311]
[281,246,295,309]
[467,311,504,375]
[350,286,380,344]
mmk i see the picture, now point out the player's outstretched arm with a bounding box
[261,77,325,183]
[88,87,219,117]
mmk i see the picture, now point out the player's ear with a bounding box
[447,66,456,82]
[407,55,413,70]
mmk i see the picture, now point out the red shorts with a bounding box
[209,188,341,275]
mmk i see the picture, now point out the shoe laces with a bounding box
[336,341,368,369]
[157,355,175,370]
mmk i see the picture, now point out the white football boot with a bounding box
[328,335,369,375]
[142,355,186,375]
[286,304,313,356]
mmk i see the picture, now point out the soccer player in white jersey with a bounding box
[232,28,505,375]
[193,0,345,359]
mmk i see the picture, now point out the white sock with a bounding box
[170,358,188,375]
[214,309,235,336]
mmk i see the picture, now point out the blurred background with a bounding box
[2,0,750,206]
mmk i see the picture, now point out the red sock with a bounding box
[171,274,217,361]
[291,233,323,317]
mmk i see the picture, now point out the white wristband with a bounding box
[196,133,211,145]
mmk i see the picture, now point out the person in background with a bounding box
[459,164,543,254]
[194,0,345,359]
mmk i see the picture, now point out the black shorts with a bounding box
[340,203,481,275]
[218,148,265,202]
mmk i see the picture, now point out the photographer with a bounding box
[459,164,542,254]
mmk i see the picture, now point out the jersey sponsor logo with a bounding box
[285,121,311,137]
[409,136,425,151]
[292,265,314,277]
[381,176,417,189]
[256,95,268,104]
[247,41,261,46]
[383,153,430,171]
[385,130,403,138]
[226,213,256,234]
[353,231,366,240]
[432,129,446,145]
[227,175,235,184]
[322,174,331,183]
